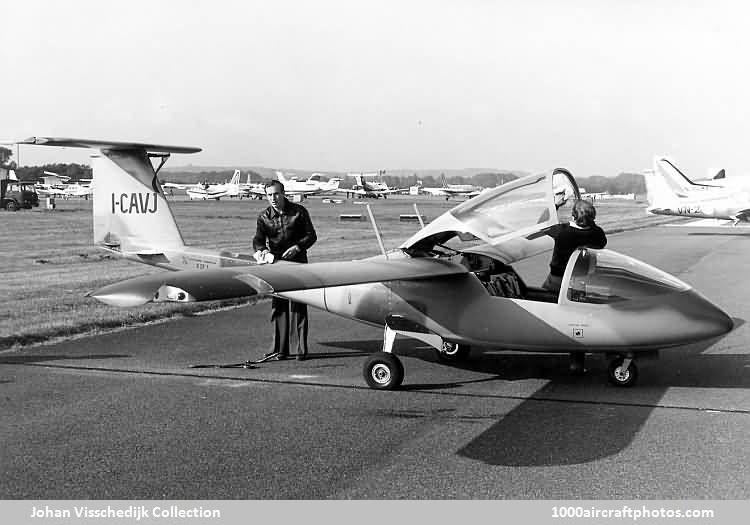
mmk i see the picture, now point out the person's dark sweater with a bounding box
[547,222,607,276]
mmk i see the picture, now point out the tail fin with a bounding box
[655,156,719,189]
[229,169,241,185]
[92,148,186,253]
[653,157,697,192]
[714,168,726,180]
[7,137,199,255]
[644,164,691,209]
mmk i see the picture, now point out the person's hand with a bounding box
[281,245,300,260]
[254,249,270,264]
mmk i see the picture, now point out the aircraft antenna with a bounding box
[365,204,388,259]
[412,203,425,228]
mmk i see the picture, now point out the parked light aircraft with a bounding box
[221,169,272,199]
[12,137,734,389]
[340,173,403,198]
[245,171,325,199]
[34,171,93,198]
[307,173,342,195]
[220,169,245,198]
[645,157,750,224]
[418,175,481,198]
[35,172,70,196]
[64,179,93,198]
[163,176,233,200]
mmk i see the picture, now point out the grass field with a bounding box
[0,194,675,350]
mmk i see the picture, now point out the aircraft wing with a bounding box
[88,256,468,307]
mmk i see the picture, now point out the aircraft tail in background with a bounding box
[645,158,750,223]
[644,166,690,210]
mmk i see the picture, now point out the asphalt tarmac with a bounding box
[1,224,749,499]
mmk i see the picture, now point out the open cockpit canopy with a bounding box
[402,168,580,264]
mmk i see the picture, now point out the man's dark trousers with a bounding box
[270,296,308,357]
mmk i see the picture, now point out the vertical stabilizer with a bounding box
[644,167,685,209]
[93,148,185,253]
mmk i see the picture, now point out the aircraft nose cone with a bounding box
[680,289,734,340]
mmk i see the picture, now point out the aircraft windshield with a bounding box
[401,169,580,264]
[567,249,690,304]
[450,173,550,241]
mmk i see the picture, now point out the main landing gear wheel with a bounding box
[363,352,404,390]
[435,342,471,364]
[607,357,638,387]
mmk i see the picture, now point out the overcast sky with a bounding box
[3,0,750,178]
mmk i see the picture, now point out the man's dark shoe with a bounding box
[296,354,306,361]
[274,354,288,361]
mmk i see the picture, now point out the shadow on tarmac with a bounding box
[321,329,747,467]
[0,354,129,365]
[455,334,746,466]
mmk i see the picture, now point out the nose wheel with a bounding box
[607,356,638,387]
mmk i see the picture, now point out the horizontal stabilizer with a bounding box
[12,136,201,154]
[89,257,468,307]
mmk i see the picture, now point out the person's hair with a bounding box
[572,199,596,227]
[264,180,285,193]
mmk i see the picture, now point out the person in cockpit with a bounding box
[543,199,606,374]
[542,199,607,295]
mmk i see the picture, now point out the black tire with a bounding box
[6,201,18,212]
[435,341,471,364]
[607,357,638,387]
[363,352,404,390]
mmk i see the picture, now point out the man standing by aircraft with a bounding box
[253,180,317,360]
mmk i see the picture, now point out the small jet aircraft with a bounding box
[11,137,734,390]
[645,157,750,224]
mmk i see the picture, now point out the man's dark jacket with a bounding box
[253,201,317,263]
